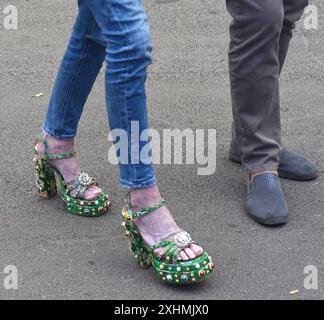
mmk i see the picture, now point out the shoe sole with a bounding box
[250,214,289,226]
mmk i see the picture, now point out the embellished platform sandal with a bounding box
[33,136,111,217]
[121,194,215,284]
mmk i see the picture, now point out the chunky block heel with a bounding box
[123,220,152,269]
[121,193,215,285]
[34,153,57,200]
[33,136,111,217]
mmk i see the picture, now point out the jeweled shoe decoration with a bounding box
[121,193,215,285]
[33,136,111,217]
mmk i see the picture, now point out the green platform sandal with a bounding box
[33,136,111,217]
[121,194,215,284]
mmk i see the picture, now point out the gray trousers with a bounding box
[226,0,309,173]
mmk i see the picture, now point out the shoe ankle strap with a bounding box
[44,152,76,160]
[132,199,166,220]
[122,191,166,221]
[35,135,76,160]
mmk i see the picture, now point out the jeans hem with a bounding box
[120,177,157,189]
[43,126,77,141]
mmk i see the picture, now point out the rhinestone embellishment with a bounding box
[78,173,92,187]
[173,231,192,249]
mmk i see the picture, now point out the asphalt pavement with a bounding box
[0,0,323,300]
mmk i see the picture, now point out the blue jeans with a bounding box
[43,0,156,189]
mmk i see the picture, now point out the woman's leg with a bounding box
[44,1,106,139]
[85,0,202,260]
[40,1,107,199]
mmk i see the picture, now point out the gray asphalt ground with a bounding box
[0,0,323,300]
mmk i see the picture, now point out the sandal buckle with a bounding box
[122,208,133,221]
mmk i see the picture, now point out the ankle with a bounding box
[130,185,162,212]
[250,170,278,182]
[43,132,75,153]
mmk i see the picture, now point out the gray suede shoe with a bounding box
[229,148,318,181]
[246,173,288,226]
